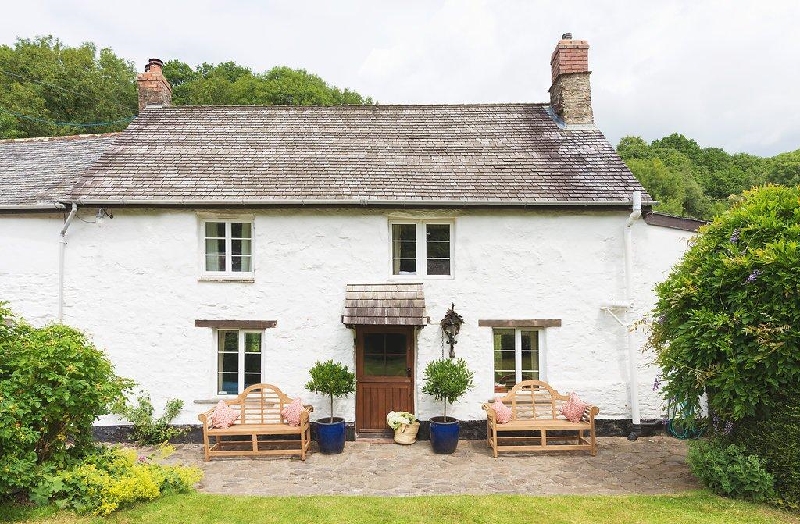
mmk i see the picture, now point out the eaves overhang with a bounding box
[67,197,654,208]
[0,202,66,211]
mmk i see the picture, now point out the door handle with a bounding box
[406,367,412,377]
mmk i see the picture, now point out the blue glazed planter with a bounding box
[316,417,346,454]
[429,416,459,454]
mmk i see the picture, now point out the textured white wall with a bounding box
[0,213,62,324]
[0,207,694,425]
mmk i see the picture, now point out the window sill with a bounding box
[198,274,255,283]
[194,397,237,405]
[389,274,454,281]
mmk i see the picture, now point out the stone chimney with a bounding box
[548,33,593,125]
[137,58,172,112]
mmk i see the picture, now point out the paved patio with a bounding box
[161,436,699,496]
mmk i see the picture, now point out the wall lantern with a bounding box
[95,208,114,226]
[440,303,464,358]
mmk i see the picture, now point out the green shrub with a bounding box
[421,357,474,419]
[114,391,186,445]
[0,305,133,499]
[305,359,356,422]
[728,395,800,509]
[31,446,202,515]
[687,440,775,502]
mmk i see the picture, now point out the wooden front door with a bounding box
[355,326,414,433]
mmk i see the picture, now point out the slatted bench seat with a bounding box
[198,383,313,461]
[482,379,599,457]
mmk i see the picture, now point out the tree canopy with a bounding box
[1,36,373,140]
[618,133,800,221]
[162,61,373,106]
[0,36,137,138]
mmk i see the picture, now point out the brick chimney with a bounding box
[137,58,172,112]
[548,33,593,125]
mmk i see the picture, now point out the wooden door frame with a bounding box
[354,325,415,433]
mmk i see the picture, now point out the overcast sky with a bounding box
[2,1,798,156]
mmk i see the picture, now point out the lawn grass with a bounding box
[2,491,797,524]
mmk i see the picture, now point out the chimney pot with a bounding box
[562,32,572,40]
[145,58,164,73]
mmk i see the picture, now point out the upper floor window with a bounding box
[390,221,453,277]
[203,220,253,276]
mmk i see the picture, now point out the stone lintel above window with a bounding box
[478,319,562,328]
[195,319,277,329]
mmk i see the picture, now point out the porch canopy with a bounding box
[341,283,429,327]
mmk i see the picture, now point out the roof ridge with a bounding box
[148,102,550,110]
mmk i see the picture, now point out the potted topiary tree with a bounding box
[422,357,474,454]
[305,359,356,454]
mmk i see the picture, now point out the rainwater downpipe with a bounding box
[625,191,642,438]
[58,203,78,323]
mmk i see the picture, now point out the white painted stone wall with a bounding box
[0,207,694,425]
[0,212,63,325]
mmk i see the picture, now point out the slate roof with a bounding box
[644,212,706,232]
[71,104,652,206]
[342,283,428,327]
[0,134,117,209]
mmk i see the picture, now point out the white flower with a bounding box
[386,411,417,430]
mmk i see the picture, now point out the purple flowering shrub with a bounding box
[649,185,800,421]
[648,185,800,506]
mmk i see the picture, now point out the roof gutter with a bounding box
[69,197,655,207]
[0,203,66,210]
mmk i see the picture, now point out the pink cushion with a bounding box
[561,392,589,422]
[210,400,239,428]
[492,398,513,424]
[281,398,304,426]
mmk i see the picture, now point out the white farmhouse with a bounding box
[0,35,702,438]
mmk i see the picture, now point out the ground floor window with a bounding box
[493,328,539,394]
[217,330,262,395]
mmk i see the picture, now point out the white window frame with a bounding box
[492,328,544,394]
[389,220,454,279]
[199,217,255,281]
[216,329,264,396]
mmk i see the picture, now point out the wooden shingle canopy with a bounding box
[342,283,429,327]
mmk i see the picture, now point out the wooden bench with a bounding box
[482,380,599,457]
[198,383,313,461]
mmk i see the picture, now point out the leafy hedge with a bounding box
[687,440,774,502]
[728,395,800,509]
[0,305,132,498]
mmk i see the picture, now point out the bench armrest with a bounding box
[198,406,215,428]
[482,402,498,423]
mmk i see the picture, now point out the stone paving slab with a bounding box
[160,436,698,496]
